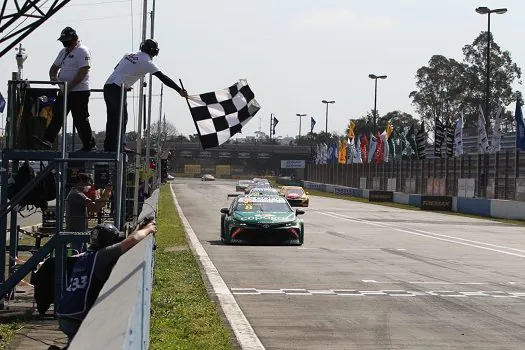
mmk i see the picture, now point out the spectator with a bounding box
[66,173,111,253]
[54,221,157,349]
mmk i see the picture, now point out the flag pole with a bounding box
[179,79,205,150]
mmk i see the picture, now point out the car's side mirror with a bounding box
[296,209,305,215]
[220,208,229,215]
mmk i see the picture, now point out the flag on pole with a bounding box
[187,79,260,149]
[338,140,347,164]
[477,105,490,154]
[368,134,377,163]
[381,130,389,162]
[434,116,445,158]
[491,106,504,153]
[445,119,455,158]
[416,122,427,159]
[272,116,279,135]
[347,120,356,139]
[361,135,369,164]
[0,92,6,113]
[310,117,316,133]
[375,131,384,164]
[454,115,464,157]
[516,97,525,151]
[405,124,417,158]
[355,137,363,163]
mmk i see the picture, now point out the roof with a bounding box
[238,195,287,203]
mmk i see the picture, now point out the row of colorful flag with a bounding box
[313,98,525,164]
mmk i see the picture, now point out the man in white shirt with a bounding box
[103,39,188,152]
[35,27,96,151]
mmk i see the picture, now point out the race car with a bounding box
[201,174,215,181]
[236,180,253,192]
[244,182,271,194]
[246,187,280,196]
[220,195,305,245]
[279,186,309,207]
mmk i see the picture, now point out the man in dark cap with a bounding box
[103,38,188,152]
[35,26,96,151]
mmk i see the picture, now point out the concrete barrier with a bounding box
[490,199,525,220]
[408,194,422,207]
[393,192,410,205]
[304,180,525,221]
[456,197,491,216]
[70,189,159,350]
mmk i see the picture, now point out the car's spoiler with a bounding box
[227,193,240,198]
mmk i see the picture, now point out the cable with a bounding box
[130,0,137,133]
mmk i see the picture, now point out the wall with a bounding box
[70,189,159,350]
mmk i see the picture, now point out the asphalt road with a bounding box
[172,178,525,350]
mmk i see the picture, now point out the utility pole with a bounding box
[133,0,148,224]
[155,84,164,186]
[144,0,156,194]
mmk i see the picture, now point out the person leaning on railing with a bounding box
[49,219,157,350]
[66,173,112,253]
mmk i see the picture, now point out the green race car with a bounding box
[220,195,305,245]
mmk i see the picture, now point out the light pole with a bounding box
[368,74,387,131]
[321,100,335,135]
[296,113,307,137]
[475,6,507,131]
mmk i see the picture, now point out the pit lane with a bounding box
[172,178,525,350]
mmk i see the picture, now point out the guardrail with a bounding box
[69,188,159,350]
[304,181,525,221]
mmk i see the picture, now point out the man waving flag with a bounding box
[187,79,260,149]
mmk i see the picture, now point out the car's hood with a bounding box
[233,211,295,224]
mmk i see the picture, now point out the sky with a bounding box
[0,0,524,139]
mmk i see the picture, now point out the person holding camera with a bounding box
[52,220,157,349]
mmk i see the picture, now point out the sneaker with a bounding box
[32,136,53,150]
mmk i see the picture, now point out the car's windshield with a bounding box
[285,188,304,195]
[235,200,291,212]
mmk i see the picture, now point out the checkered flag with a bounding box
[187,79,261,149]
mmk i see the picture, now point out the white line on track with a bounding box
[170,184,265,350]
[314,210,525,259]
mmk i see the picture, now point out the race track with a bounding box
[172,178,525,350]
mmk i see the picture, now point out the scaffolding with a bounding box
[0,71,137,312]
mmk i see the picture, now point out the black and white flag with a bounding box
[187,79,261,149]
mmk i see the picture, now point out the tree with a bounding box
[409,33,522,133]
[149,120,179,144]
[462,31,522,132]
[409,55,469,130]
[377,111,419,133]
[125,131,139,141]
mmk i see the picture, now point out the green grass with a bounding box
[273,180,525,226]
[0,323,22,349]
[150,184,234,350]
